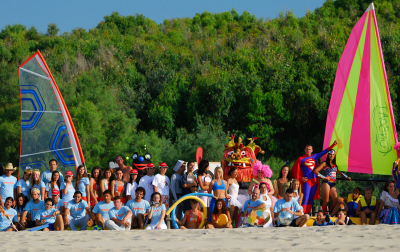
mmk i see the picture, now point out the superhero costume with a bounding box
[291,143,337,214]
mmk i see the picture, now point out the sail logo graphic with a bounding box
[373,106,392,156]
[49,121,75,166]
[21,85,46,130]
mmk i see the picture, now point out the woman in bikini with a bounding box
[206,199,232,229]
[176,199,204,229]
[208,167,230,222]
[89,166,101,208]
[100,168,114,200]
[111,169,127,204]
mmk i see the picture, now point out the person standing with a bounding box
[152,162,170,209]
[31,170,46,201]
[291,140,337,214]
[89,167,101,208]
[208,167,230,222]
[126,169,139,201]
[115,156,132,183]
[41,159,64,189]
[138,163,155,202]
[16,167,32,199]
[171,160,185,221]
[0,163,17,205]
[45,171,61,199]
[75,165,90,204]
[182,161,197,211]
[60,171,75,213]
[111,169,127,204]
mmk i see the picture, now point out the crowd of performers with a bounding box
[1,141,400,231]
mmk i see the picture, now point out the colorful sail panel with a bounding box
[18,50,85,178]
[323,3,398,175]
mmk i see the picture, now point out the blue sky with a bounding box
[0,0,326,33]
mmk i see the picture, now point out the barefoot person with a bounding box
[139,163,155,202]
[356,188,377,225]
[75,165,90,204]
[21,188,44,228]
[0,163,17,205]
[45,171,61,199]
[291,141,338,214]
[208,167,230,222]
[64,191,91,231]
[273,188,309,227]
[126,187,150,230]
[314,149,351,213]
[330,187,362,217]
[111,169,127,204]
[41,159,64,189]
[227,167,244,228]
[0,197,18,231]
[176,199,203,229]
[377,181,400,224]
[35,198,64,231]
[105,196,132,230]
[206,199,233,229]
[152,162,170,209]
[16,168,32,199]
[89,167,101,208]
[145,192,167,230]
[91,190,114,230]
[240,188,266,228]
[115,155,132,183]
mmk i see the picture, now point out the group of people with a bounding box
[1,140,400,232]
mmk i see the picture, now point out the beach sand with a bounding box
[2,225,399,251]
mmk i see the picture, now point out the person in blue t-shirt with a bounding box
[126,187,150,229]
[60,171,75,213]
[91,190,114,230]
[145,192,167,230]
[21,188,45,228]
[0,197,18,231]
[273,188,309,227]
[105,196,132,230]
[0,163,18,205]
[35,198,64,231]
[240,188,266,228]
[16,168,32,199]
[41,159,64,190]
[75,165,90,204]
[313,210,333,226]
[64,191,91,231]
[31,170,46,201]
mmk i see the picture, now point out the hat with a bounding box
[130,169,138,175]
[4,163,16,171]
[173,160,185,172]
[159,162,168,168]
[24,166,33,174]
[52,189,60,196]
[328,149,336,154]
[147,163,155,168]
[65,171,74,176]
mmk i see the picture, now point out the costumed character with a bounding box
[291,141,337,214]
[249,161,276,206]
[131,145,153,181]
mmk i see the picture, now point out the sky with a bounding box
[0,0,327,34]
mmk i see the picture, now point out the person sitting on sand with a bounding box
[330,187,362,217]
[313,210,333,226]
[145,192,167,230]
[51,189,64,213]
[105,196,132,230]
[64,191,91,231]
[21,188,44,228]
[356,187,377,225]
[35,198,64,231]
[240,188,266,228]
[176,199,203,229]
[377,181,400,224]
[91,190,114,230]
[259,182,274,227]
[0,197,18,231]
[273,188,309,227]
[15,193,29,222]
[126,187,150,230]
[334,210,355,225]
[206,199,233,229]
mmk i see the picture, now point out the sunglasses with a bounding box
[116,157,123,161]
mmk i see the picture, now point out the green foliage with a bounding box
[0,0,398,190]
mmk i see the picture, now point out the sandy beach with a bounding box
[2,225,399,251]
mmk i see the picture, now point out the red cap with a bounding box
[147,163,155,168]
[159,162,168,168]
[52,189,60,196]
[65,171,73,176]
[130,169,138,174]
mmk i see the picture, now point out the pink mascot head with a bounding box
[252,161,272,178]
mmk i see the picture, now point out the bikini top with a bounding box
[276,179,291,197]
[115,180,126,193]
[213,180,225,191]
[92,180,100,190]
[187,211,202,223]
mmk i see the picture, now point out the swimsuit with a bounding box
[187,211,202,223]
[322,165,337,188]
[209,180,227,222]
[115,180,127,203]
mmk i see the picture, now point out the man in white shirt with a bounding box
[152,162,171,209]
[138,163,155,202]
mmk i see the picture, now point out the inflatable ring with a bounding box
[166,193,214,229]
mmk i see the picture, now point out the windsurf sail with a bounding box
[323,3,398,175]
[18,50,85,178]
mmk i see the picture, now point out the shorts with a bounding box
[279,219,297,227]
[47,223,55,231]
[322,181,336,188]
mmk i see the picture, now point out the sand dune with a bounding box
[2,225,399,251]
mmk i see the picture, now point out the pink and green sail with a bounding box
[323,3,399,175]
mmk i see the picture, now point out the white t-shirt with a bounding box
[138,175,154,202]
[126,182,138,197]
[152,174,170,196]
